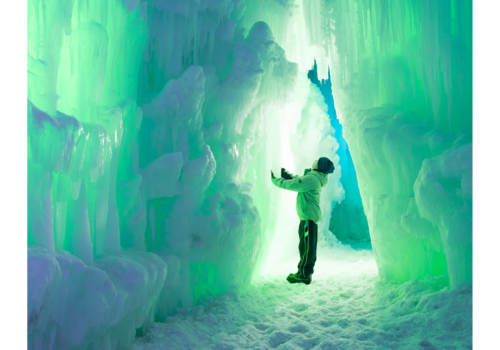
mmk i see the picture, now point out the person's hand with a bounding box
[271,170,276,179]
[281,168,293,180]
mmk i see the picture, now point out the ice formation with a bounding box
[318,1,473,286]
[308,61,370,244]
[28,0,472,349]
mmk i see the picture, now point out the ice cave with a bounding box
[27,0,472,349]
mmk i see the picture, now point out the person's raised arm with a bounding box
[271,174,317,192]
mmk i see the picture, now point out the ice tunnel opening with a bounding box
[306,60,371,249]
[257,61,372,279]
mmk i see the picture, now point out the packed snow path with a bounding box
[133,246,472,350]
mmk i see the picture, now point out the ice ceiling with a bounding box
[27,0,471,349]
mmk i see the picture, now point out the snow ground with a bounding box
[133,246,472,350]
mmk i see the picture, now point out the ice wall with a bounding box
[28,1,163,348]
[326,0,472,287]
[306,0,472,286]
[28,1,345,348]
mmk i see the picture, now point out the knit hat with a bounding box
[317,157,335,174]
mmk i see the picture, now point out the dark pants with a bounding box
[297,220,318,276]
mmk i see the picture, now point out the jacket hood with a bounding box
[318,157,335,174]
[310,170,328,187]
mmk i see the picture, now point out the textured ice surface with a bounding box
[28,245,167,349]
[415,144,473,287]
[133,247,472,350]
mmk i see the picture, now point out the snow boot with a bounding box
[286,272,312,285]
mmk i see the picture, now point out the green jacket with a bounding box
[272,169,329,223]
